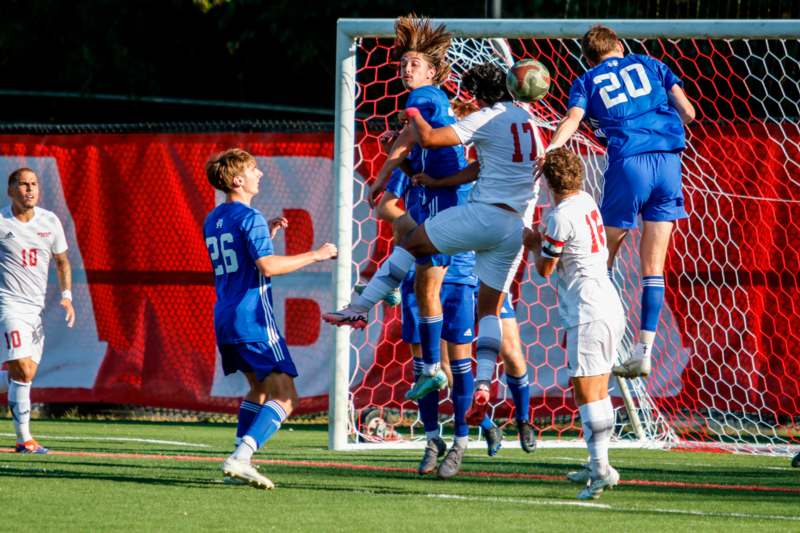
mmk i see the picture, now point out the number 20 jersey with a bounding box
[203,201,277,345]
[0,206,68,316]
[568,54,686,162]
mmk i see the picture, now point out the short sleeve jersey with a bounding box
[385,169,477,286]
[540,191,619,328]
[568,54,685,161]
[450,102,544,216]
[406,85,467,179]
[0,206,68,316]
[203,201,281,345]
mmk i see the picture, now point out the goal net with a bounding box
[330,19,800,454]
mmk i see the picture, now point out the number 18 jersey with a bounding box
[203,201,278,345]
[568,54,686,161]
[0,206,68,316]
[541,191,621,328]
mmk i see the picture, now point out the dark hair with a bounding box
[8,167,35,187]
[461,63,511,106]
[542,147,584,194]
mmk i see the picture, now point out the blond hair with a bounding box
[392,13,452,86]
[205,148,255,192]
[581,25,620,65]
[542,148,584,194]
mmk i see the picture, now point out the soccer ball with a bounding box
[506,59,551,103]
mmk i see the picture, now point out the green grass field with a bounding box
[1,418,797,532]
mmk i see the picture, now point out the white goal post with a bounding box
[330,19,800,452]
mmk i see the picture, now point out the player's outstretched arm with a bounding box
[255,243,337,277]
[405,107,461,149]
[53,251,75,328]
[412,161,480,188]
[668,85,696,125]
[545,107,585,153]
[369,127,415,207]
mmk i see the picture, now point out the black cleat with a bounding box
[792,451,800,468]
[517,419,537,453]
[484,425,503,457]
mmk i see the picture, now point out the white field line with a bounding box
[343,490,800,522]
[0,433,210,448]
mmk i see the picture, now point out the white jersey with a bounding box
[451,101,544,216]
[0,206,68,316]
[541,191,622,328]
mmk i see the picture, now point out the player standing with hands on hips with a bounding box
[544,25,695,378]
[0,168,75,454]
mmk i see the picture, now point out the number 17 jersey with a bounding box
[568,54,686,161]
[203,201,278,345]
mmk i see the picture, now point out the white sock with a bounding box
[454,436,469,448]
[9,380,32,443]
[0,370,8,394]
[422,362,440,377]
[475,315,502,382]
[579,397,614,479]
[425,430,440,441]
[232,435,257,462]
[352,247,415,311]
[638,330,656,351]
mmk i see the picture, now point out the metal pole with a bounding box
[328,22,357,451]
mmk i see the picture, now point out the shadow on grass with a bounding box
[0,465,219,489]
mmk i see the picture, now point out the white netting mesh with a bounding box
[345,31,800,453]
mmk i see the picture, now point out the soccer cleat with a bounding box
[792,452,800,468]
[437,443,467,480]
[222,457,275,490]
[15,440,49,454]
[566,465,591,484]
[322,305,368,329]
[354,283,402,307]
[472,380,491,406]
[516,419,537,453]
[417,436,447,475]
[577,466,619,500]
[465,403,488,426]
[405,370,448,401]
[612,356,652,378]
[484,425,503,457]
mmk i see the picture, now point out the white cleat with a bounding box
[566,465,591,484]
[612,356,651,378]
[222,457,275,490]
[322,305,368,329]
[577,466,619,500]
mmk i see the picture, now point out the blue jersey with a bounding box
[203,202,280,345]
[406,85,467,179]
[568,54,685,161]
[385,169,477,286]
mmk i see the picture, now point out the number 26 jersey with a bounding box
[203,201,278,345]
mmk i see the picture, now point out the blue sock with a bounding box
[641,275,665,334]
[244,400,287,449]
[480,415,496,431]
[507,373,530,423]
[451,359,473,438]
[419,314,443,367]
[414,359,439,435]
[236,400,262,442]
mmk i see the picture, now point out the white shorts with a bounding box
[425,202,524,293]
[1,314,45,365]
[565,317,624,378]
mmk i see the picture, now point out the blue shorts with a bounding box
[416,187,460,267]
[500,293,516,319]
[601,151,688,229]
[219,341,298,382]
[401,278,476,345]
